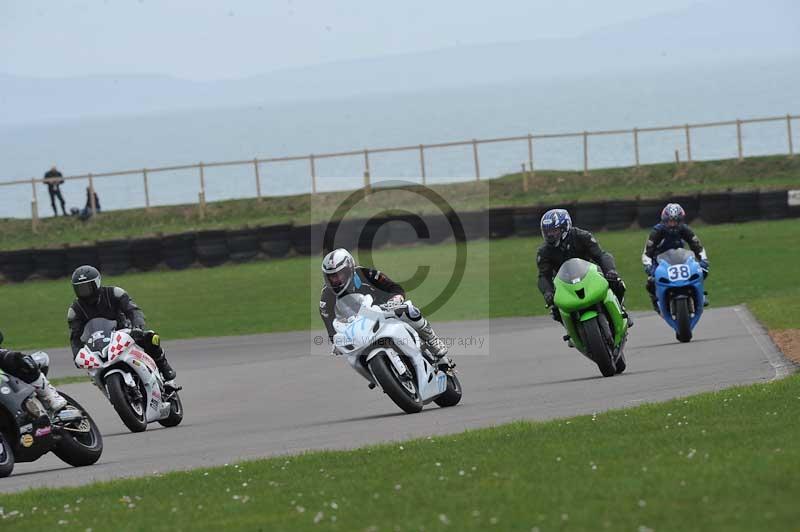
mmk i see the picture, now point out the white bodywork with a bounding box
[75,329,173,423]
[333,295,448,403]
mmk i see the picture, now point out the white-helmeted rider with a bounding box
[318,248,453,367]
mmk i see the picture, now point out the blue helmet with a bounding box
[540,208,572,247]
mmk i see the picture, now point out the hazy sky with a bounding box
[1,0,697,80]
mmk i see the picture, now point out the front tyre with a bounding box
[158,391,184,428]
[369,355,423,414]
[675,298,693,343]
[52,392,103,467]
[0,433,14,478]
[433,372,462,408]
[106,372,148,432]
[582,317,616,377]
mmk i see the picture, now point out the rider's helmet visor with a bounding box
[74,280,98,299]
[326,266,353,294]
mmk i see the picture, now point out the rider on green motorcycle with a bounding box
[536,208,633,327]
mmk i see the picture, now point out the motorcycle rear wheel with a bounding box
[52,392,103,467]
[107,372,148,432]
[0,433,14,478]
[582,317,616,377]
[675,298,693,343]
[369,355,423,414]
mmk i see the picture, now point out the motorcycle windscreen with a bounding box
[656,248,694,265]
[556,258,591,284]
[79,317,118,352]
[335,293,374,321]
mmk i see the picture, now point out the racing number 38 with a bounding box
[667,265,691,281]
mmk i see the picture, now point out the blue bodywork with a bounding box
[653,248,705,333]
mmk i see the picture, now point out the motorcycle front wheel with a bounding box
[158,391,184,428]
[369,355,423,414]
[581,317,616,377]
[106,372,148,432]
[0,432,14,478]
[52,392,103,467]
[674,298,693,343]
[433,372,462,408]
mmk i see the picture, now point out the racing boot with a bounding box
[146,334,177,381]
[417,321,453,369]
[31,374,67,412]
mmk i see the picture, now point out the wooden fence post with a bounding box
[736,119,744,161]
[684,124,692,165]
[253,159,262,201]
[30,178,39,233]
[472,139,481,181]
[418,144,426,185]
[142,168,151,210]
[527,134,535,179]
[309,155,317,194]
[197,163,206,218]
[633,127,640,168]
[582,131,589,176]
[787,114,794,158]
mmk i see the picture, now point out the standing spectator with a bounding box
[44,165,67,216]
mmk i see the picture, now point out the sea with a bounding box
[1,62,798,218]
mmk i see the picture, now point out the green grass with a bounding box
[0,219,797,351]
[48,375,91,387]
[2,154,798,250]
[3,373,799,531]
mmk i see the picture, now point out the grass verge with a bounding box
[3,373,799,531]
[1,155,798,250]
[0,219,797,351]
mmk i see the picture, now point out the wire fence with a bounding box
[4,112,796,230]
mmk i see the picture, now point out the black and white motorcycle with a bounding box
[0,331,103,478]
[74,318,183,433]
[332,294,462,414]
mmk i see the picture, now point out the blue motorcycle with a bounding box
[653,248,706,343]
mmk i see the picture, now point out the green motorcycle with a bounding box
[553,258,629,377]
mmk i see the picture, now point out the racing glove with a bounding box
[543,291,555,308]
[380,294,405,311]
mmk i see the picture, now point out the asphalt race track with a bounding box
[3,305,791,493]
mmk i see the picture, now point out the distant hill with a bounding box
[1,0,797,125]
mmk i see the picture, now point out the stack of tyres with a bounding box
[698,193,731,224]
[757,190,790,219]
[604,200,637,230]
[195,230,229,267]
[130,237,163,271]
[729,191,761,222]
[65,246,100,272]
[457,210,489,241]
[259,224,292,258]
[33,248,68,279]
[162,233,196,270]
[636,199,663,228]
[488,207,516,239]
[511,206,544,237]
[571,201,606,231]
[0,250,35,282]
[97,240,132,275]
[226,228,261,263]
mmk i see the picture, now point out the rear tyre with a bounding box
[106,373,148,432]
[675,298,693,343]
[434,373,462,408]
[158,391,184,428]
[582,318,616,377]
[52,393,103,467]
[0,433,14,478]
[369,355,423,414]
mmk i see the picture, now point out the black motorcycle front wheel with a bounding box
[52,392,103,467]
[106,372,148,432]
[369,355,423,414]
[158,391,184,428]
[0,433,14,478]
[674,298,693,343]
[582,317,616,377]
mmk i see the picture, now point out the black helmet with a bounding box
[72,265,101,302]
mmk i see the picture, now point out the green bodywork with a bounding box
[553,259,628,354]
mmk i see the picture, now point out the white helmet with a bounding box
[321,248,356,296]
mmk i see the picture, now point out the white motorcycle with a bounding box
[332,294,462,414]
[74,318,183,432]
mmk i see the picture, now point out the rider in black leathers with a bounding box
[67,265,176,380]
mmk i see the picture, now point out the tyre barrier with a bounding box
[162,233,196,270]
[698,193,731,224]
[0,249,35,282]
[34,248,68,279]
[195,230,230,267]
[3,189,798,283]
[226,228,261,263]
[259,224,292,258]
[130,237,163,271]
[571,201,606,231]
[758,190,790,219]
[636,199,663,229]
[65,245,100,272]
[605,200,638,230]
[97,240,133,276]
[511,206,544,237]
[729,191,761,222]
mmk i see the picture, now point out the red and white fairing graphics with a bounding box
[109,331,158,373]
[74,347,102,369]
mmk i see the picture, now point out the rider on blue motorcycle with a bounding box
[641,203,709,313]
[537,208,633,326]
